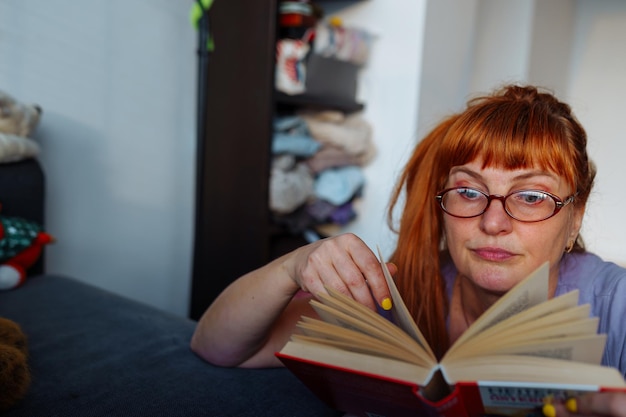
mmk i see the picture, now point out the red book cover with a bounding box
[278,352,626,417]
[277,352,481,417]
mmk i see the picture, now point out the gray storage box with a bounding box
[305,54,360,102]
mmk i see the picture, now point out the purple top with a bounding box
[443,252,626,375]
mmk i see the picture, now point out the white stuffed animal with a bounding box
[0,90,41,137]
[0,90,42,163]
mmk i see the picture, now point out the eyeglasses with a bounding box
[435,187,576,223]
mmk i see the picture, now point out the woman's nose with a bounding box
[480,198,513,234]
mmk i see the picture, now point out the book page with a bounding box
[309,297,437,367]
[441,355,626,387]
[446,305,596,360]
[291,330,426,365]
[376,246,435,359]
[449,262,550,350]
[279,339,434,386]
[315,286,417,344]
[446,290,580,356]
[296,316,432,365]
[447,333,606,364]
[453,316,600,356]
[469,311,596,347]
[484,334,606,364]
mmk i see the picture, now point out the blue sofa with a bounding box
[0,159,340,417]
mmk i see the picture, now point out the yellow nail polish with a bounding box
[381,297,392,311]
[565,398,577,413]
[542,403,556,417]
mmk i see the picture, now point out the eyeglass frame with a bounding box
[435,187,577,223]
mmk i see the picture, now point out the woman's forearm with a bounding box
[190,253,302,367]
[190,234,391,368]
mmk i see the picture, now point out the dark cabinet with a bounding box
[189,0,364,319]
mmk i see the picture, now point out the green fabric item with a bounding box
[0,216,41,262]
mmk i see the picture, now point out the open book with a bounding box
[276,250,626,417]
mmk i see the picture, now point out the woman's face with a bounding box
[442,158,584,295]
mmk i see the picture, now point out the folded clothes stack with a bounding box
[270,110,375,239]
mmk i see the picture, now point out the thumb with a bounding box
[572,392,626,416]
[385,262,398,277]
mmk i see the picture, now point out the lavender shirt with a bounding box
[443,252,626,375]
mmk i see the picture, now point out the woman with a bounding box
[191,85,626,416]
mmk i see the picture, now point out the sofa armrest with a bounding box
[0,159,45,223]
[0,275,341,416]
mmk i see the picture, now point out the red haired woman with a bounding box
[192,85,626,416]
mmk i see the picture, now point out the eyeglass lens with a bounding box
[439,188,558,221]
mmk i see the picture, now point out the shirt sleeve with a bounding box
[590,261,626,375]
[558,252,626,375]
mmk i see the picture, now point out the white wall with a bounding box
[568,0,626,265]
[328,0,427,258]
[416,0,479,140]
[469,0,535,93]
[0,1,197,316]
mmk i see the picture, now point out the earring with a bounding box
[565,240,575,253]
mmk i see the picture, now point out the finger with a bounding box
[313,236,379,310]
[386,262,398,277]
[550,403,573,417]
[332,253,377,310]
[302,235,376,309]
[573,392,626,416]
[347,250,392,311]
[298,253,346,298]
[295,234,390,311]
[377,262,398,311]
[299,240,366,300]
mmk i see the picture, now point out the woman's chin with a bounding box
[468,267,524,295]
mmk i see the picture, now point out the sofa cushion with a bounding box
[0,275,341,416]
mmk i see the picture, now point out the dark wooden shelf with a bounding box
[190,0,368,320]
[275,91,364,113]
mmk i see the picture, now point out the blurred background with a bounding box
[0,0,624,318]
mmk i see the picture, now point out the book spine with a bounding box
[420,384,478,417]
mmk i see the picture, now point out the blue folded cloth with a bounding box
[272,116,322,157]
[314,165,364,206]
[272,133,322,157]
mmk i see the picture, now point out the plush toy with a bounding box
[0,317,31,411]
[0,90,41,137]
[0,211,53,290]
[0,89,51,289]
[0,90,42,163]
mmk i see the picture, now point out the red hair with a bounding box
[387,85,596,358]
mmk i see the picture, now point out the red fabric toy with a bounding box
[0,212,53,290]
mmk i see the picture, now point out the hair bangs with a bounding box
[436,102,579,190]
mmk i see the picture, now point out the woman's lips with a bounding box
[472,247,515,261]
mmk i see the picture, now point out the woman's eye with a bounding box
[516,191,549,204]
[457,188,482,200]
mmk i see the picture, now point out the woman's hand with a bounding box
[549,392,626,416]
[191,233,395,368]
[286,233,396,312]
